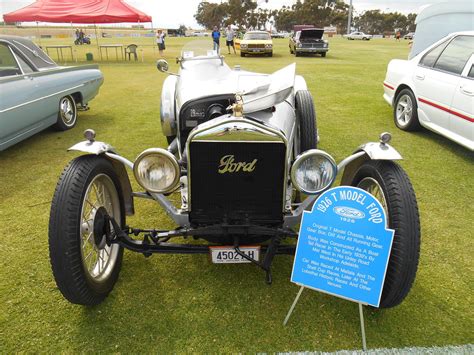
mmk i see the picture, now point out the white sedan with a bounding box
[343,31,372,40]
[383,31,474,151]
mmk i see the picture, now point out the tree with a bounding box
[194,2,227,29]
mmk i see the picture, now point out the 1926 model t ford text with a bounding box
[49,43,420,308]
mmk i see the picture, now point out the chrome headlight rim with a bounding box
[290,149,338,195]
[133,148,180,194]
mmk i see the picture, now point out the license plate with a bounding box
[210,246,260,264]
[251,49,263,52]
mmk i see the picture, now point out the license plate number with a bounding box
[210,246,260,264]
[251,49,263,52]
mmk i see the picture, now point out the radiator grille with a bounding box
[189,141,286,225]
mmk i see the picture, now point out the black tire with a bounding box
[295,51,300,57]
[240,51,245,57]
[268,52,273,57]
[393,88,422,131]
[351,160,420,308]
[321,52,326,57]
[54,95,77,131]
[295,90,318,154]
[49,155,125,306]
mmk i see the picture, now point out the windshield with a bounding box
[180,39,220,60]
[243,33,271,41]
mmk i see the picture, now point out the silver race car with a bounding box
[49,41,420,308]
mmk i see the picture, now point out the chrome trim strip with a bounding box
[0,83,85,113]
[186,116,289,213]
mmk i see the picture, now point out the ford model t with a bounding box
[49,42,420,307]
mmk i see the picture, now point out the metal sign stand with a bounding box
[358,303,367,351]
[283,286,368,351]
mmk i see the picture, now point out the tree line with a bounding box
[194,0,416,34]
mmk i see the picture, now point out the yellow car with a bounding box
[239,31,273,57]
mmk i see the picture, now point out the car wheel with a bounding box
[351,160,420,308]
[294,90,318,154]
[240,51,245,57]
[49,155,125,306]
[54,95,77,131]
[268,52,273,57]
[295,51,300,57]
[321,52,326,57]
[394,88,421,131]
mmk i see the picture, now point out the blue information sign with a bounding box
[291,186,394,307]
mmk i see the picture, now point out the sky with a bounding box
[0,0,450,29]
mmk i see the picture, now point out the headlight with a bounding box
[265,44,273,48]
[323,43,328,48]
[133,148,180,193]
[297,43,302,48]
[291,149,337,194]
[240,43,248,48]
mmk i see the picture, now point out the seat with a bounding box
[125,44,138,61]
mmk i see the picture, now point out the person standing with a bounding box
[225,25,236,54]
[396,31,401,41]
[156,29,166,56]
[211,26,221,53]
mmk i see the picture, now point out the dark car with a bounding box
[289,28,328,57]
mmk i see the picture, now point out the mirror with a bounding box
[156,59,169,73]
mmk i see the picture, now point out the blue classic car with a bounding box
[0,35,103,151]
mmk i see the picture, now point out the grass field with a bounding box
[0,36,473,353]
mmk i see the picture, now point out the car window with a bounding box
[13,51,35,74]
[243,33,271,40]
[0,43,22,77]
[434,36,474,75]
[468,65,474,78]
[419,39,449,68]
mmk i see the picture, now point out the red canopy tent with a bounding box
[4,0,153,60]
[3,0,151,23]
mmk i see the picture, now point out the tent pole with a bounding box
[94,24,101,60]
[151,21,155,57]
[36,22,42,47]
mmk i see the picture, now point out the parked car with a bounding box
[0,35,103,151]
[383,31,473,151]
[404,32,415,40]
[239,30,273,57]
[49,41,420,308]
[344,31,373,40]
[289,28,328,57]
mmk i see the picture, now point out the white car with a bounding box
[344,31,372,40]
[383,31,474,151]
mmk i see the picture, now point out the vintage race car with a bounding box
[0,35,103,151]
[49,42,420,308]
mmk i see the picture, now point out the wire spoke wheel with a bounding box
[357,177,388,219]
[351,160,420,308]
[49,156,124,305]
[80,174,120,282]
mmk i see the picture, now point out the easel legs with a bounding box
[283,286,304,326]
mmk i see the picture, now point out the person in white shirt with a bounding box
[225,25,236,55]
[156,29,166,56]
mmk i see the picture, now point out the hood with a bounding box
[300,29,324,39]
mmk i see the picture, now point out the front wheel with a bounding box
[321,52,326,57]
[49,155,125,305]
[351,160,420,308]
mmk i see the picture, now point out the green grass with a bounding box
[1,36,473,352]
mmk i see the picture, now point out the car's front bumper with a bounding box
[296,47,328,53]
[241,48,272,54]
